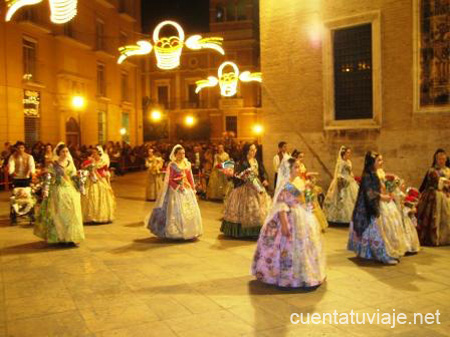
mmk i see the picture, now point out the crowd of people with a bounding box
[1,137,449,290]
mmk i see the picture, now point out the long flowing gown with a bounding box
[347,171,406,263]
[80,159,116,223]
[300,162,328,231]
[34,161,85,244]
[207,152,231,201]
[147,161,203,240]
[417,167,450,246]
[323,159,359,224]
[221,158,271,238]
[145,156,164,201]
[252,177,326,287]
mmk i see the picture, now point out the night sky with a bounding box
[141,0,210,35]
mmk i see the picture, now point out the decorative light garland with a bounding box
[117,20,225,70]
[196,61,262,97]
[5,0,78,24]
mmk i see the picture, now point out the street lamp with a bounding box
[72,95,85,109]
[252,124,264,136]
[119,128,127,136]
[150,110,162,122]
[184,115,195,127]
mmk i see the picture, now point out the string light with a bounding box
[195,61,262,97]
[117,20,225,70]
[5,0,78,24]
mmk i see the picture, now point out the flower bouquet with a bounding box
[385,173,402,194]
[219,160,235,178]
[73,169,89,195]
[236,167,265,193]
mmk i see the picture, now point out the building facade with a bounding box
[141,0,261,142]
[260,0,450,188]
[0,0,143,147]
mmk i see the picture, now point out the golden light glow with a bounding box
[119,128,127,136]
[49,0,77,24]
[150,110,162,122]
[117,20,224,70]
[71,95,85,109]
[195,76,219,94]
[5,0,77,24]
[196,62,262,97]
[252,124,264,135]
[185,35,224,55]
[5,0,43,22]
[184,115,195,127]
[118,40,153,64]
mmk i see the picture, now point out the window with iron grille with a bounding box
[98,106,107,144]
[24,116,40,147]
[97,63,106,97]
[23,38,37,80]
[96,19,105,51]
[333,23,373,120]
[225,116,238,136]
[188,84,199,107]
[121,71,129,102]
[157,86,169,109]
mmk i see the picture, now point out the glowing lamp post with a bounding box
[150,110,162,122]
[119,128,127,136]
[252,124,264,136]
[71,95,85,109]
[184,115,195,127]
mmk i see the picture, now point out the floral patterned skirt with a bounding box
[348,201,407,263]
[147,187,203,240]
[323,179,359,224]
[206,169,230,201]
[251,205,326,288]
[34,185,85,244]
[221,183,271,238]
[81,178,116,223]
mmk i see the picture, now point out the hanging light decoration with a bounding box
[5,0,77,24]
[196,61,262,97]
[49,0,77,24]
[117,20,225,70]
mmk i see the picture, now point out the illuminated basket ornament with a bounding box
[117,20,225,70]
[5,0,77,24]
[195,61,262,97]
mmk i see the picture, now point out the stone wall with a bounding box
[260,0,450,190]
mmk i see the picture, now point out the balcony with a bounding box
[95,0,114,9]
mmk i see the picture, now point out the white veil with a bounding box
[144,144,186,226]
[334,145,347,179]
[274,154,292,199]
[97,145,110,167]
[53,142,75,169]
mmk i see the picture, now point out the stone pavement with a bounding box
[0,172,449,337]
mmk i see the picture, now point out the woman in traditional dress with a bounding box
[43,143,54,168]
[417,149,450,246]
[252,158,326,288]
[348,152,406,264]
[34,143,85,245]
[145,148,164,201]
[146,144,203,240]
[323,146,359,225]
[80,146,116,224]
[297,151,328,231]
[221,143,271,238]
[207,144,231,201]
